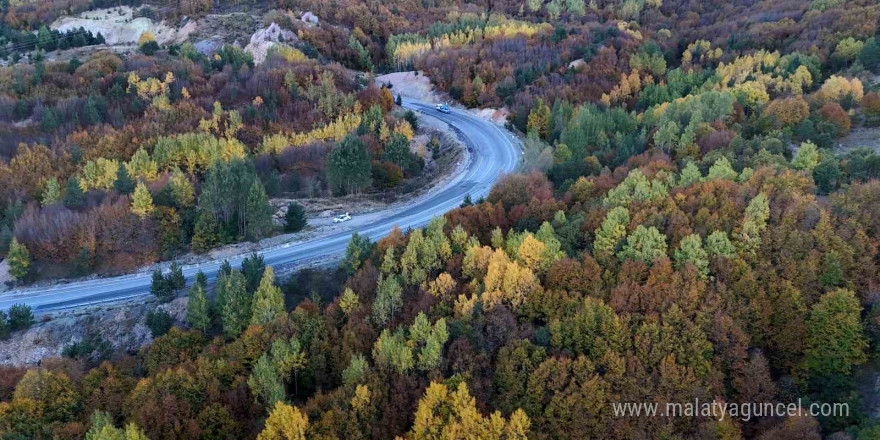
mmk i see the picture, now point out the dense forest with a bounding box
[3,0,880,438]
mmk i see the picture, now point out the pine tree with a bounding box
[131,183,154,218]
[167,262,185,290]
[41,178,60,206]
[7,238,30,281]
[7,304,34,331]
[251,267,285,325]
[244,180,273,240]
[218,270,250,338]
[0,311,9,340]
[150,268,173,302]
[64,176,85,208]
[284,202,307,233]
[186,282,210,332]
[191,212,221,253]
[114,164,135,195]
[327,136,372,195]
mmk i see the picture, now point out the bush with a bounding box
[145,309,173,338]
[7,304,34,331]
[284,202,307,233]
[139,41,160,56]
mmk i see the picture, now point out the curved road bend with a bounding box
[0,99,521,312]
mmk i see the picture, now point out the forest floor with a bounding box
[837,127,880,154]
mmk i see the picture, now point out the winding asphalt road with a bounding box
[0,99,520,312]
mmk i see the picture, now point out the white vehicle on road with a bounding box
[333,212,352,223]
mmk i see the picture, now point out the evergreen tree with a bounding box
[63,176,85,208]
[7,304,34,331]
[344,232,373,275]
[191,212,221,253]
[167,262,186,290]
[186,281,210,332]
[0,310,8,340]
[327,136,371,195]
[251,267,285,325]
[150,268,173,303]
[284,202,307,233]
[241,252,266,293]
[244,180,273,240]
[218,270,250,338]
[114,164,135,195]
[145,309,173,338]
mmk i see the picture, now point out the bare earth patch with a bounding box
[837,127,880,154]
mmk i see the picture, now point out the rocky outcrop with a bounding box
[244,22,298,64]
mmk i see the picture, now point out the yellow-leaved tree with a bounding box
[401,381,530,440]
[257,402,309,440]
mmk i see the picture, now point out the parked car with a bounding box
[435,103,450,113]
[333,212,352,223]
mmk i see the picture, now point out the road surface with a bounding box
[0,99,520,312]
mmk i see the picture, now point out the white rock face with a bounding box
[244,22,297,64]
[51,6,196,45]
[301,12,319,26]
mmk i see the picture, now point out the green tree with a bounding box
[678,161,702,186]
[803,289,868,378]
[114,164,135,195]
[7,238,30,281]
[217,270,250,338]
[7,303,34,331]
[707,156,737,180]
[64,176,85,208]
[284,202,307,233]
[167,262,185,290]
[251,266,285,325]
[244,180,273,240]
[145,309,173,338]
[41,178,60,206]
[792,141,820,171]
[593,207,630,255]
[327,136,371,195]
[241,252,266,293]
[186,280,211,332]
[705,230,737,258]
[618,225,667,264]
[150,268,173,303]
[674,233,709,277]
[372,275,402,326]
[131,183,154,218]
[192,212,221,253]
[0,310,9,340]
[248,353,285,408]
[344,232,373,275]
